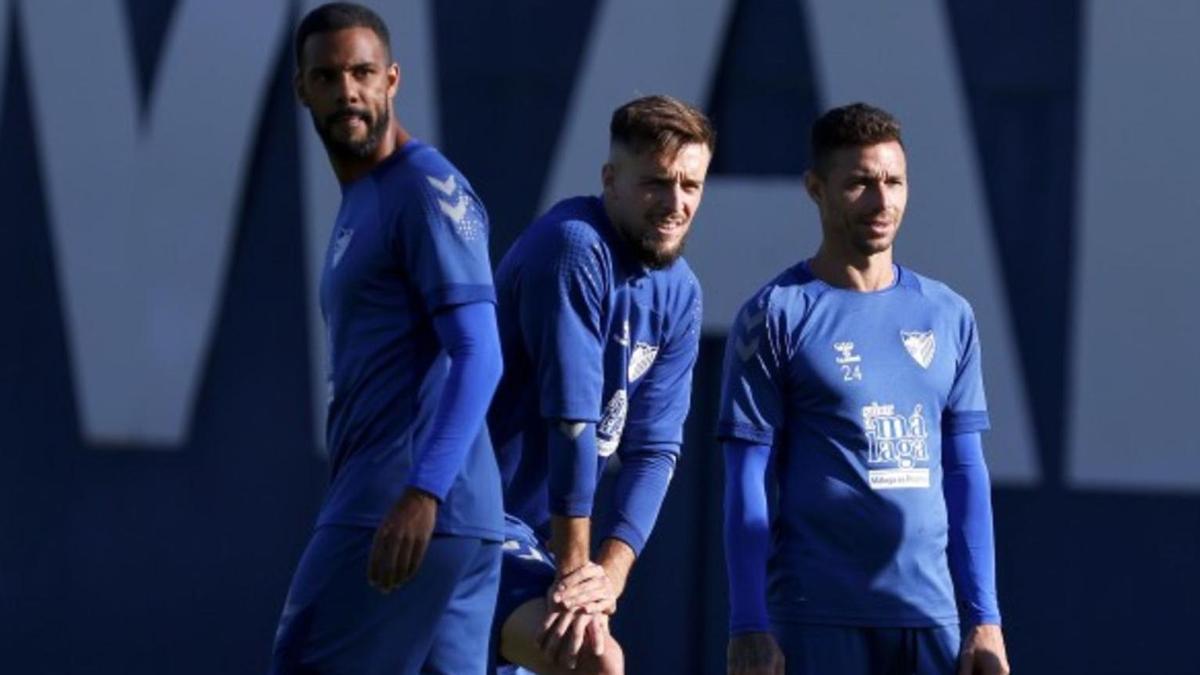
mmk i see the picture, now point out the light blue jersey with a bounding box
[718,261,989,627]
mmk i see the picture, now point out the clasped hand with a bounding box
[537,562,617,669]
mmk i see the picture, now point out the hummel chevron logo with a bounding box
[426,173,457,196]
[741,306,766,333]
[735,305,767,362]
[735,335,759,362]
[439,195,468,224]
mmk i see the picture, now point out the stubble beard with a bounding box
[617,218,688,270]
[313,105,390,162]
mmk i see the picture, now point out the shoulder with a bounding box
[375,142,475,204]
[650,258,703,333]
[733,262,823,330]
[522,196,612,266]
[901,267,976,322]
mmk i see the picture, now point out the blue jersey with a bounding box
[489,196,701,544]
[316,140,503,541]
[718,261,989,627]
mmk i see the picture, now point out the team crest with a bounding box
[331,227,354,268]
[596,389,628,457]
[627,342,659,382]
[900,330,935,369]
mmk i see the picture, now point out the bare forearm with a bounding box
[550,515,591,574]
[597,537,636,599]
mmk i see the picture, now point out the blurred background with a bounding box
[1,0,1197,673]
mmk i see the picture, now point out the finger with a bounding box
[587,615,607,657]
[383,531,414,591]
[367,529,395,590]
[561,613,590,668]
[559,579,607,608]
[400,532,429,584]
[540,609,574,660]
[558,562,602,587]
[536,609,562,646]
[553,568,601,603]
[957,650,973,675]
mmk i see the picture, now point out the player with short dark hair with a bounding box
[271,3,504,673]
[487,95,714,674]
[721,102,1011,675]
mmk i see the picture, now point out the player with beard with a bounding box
[720,103,1010,674]
[485,95,713,674]
[271,4,504,673]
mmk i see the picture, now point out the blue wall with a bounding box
[1,1,1196,673]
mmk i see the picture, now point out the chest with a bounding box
[601,277,670,394]
[787,297,960,410]
[319,184,405,321]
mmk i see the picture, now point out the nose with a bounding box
[335,71,359,104]
[863,181,887,213]
[664,183,686,216]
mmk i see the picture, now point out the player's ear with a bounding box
[294,69,309,108]
[804,169,823,204]
[601,162,615,191]
[387,62,400,98]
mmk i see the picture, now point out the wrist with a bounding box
[597,538,635,597]
[402,486,439,507]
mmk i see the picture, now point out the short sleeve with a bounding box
[716,294,786,445]
[621,279,702,449]
[520,223,607,422]
[393,170,495,312]
[943,304,990,434]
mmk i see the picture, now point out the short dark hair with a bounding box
[294,2,391,68]
[610,95,716,158]
[810,103,903,176]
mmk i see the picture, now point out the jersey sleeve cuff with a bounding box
[549,498,595,519]
[943,410,990,435]
[423,284,496,313]
[604,523,647,557]
[717,421,775,445]
[404,475,449,503]
[729,616,773,636]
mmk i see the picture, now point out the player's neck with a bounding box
[810,245,895,292]
[330,123,412,185]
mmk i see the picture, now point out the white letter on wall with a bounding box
[1069,0,1200,491]
[22,0,289,445]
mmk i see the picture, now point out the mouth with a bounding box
[651,218,686,237]
[863,220,892,236]
[329,111,369,130]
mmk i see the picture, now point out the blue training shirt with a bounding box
[718,260,989,627]
[316,140,504,542]
[488,196,701,551]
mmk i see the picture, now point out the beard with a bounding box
[312,105,389,161]
[616,218,689,270]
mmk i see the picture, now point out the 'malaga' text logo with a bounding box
[863,401,930,490]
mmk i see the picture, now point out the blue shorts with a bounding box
[773,622,960,675]
[271,525,501,675]
[490,516,557,671]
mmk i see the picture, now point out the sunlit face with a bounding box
[295,27,398,161]
[602,142,712,269]
[806,141,908,258]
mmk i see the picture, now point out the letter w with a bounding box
[21,0,288,445]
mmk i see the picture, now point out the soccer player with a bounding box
[486,95,713,674]
[720,103,1011,675]
[271,4,504,674]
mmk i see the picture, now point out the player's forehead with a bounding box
[300,27,389,69]
[621,141,712,177]
[830,141,906,178]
